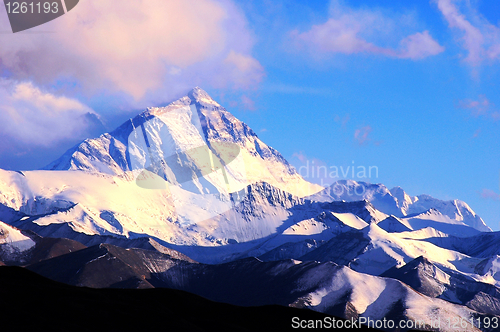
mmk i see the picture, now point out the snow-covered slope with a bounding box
[382,256,500,316]
[401,208,483,237]
[291,264,487,332]
[0,168,492,270]
[0,221,35,262]
[300,222,482,277]
[307,180,491,233]
[0,167,324,263]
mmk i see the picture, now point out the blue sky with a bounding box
[0,0,499,229]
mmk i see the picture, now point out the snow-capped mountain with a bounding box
[44,87,320,198]
[307,179,491,233]
[1,86,499,330]
[382,256,500,316]
[0,220,35,263]
[0,88,493,265]
[0,220,85,265]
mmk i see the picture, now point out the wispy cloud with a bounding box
[290,2,443,60]
[354,125,373,145]
[480,189,500,201]
[0,0,263,106]
[457,95,499,121]
[458,95,491,116]
[435,0,500,66]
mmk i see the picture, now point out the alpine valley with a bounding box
[1,87,499,331]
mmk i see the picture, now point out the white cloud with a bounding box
[0,80,96,147]
[0,0,263,105]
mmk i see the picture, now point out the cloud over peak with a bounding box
[0,0,263,105]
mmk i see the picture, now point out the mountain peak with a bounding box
[187,86,218,106]
[42,87,321,200]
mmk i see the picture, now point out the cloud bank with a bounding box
[0,0,264,105]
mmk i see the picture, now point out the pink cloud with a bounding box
[435,0,500,66]
[222,51,265,90]
[458,95,491,116]
[291,17,389,56]
[398,31,445,59]
[354,126,372,145]
[458,95,500,121]
[480,189,500,201]
[290,5,443,60]
[0,0,263,106]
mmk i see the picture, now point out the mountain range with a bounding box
[0,87,498,331]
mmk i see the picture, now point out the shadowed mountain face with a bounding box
[0,221,86,265]
[1,265,383,332]
[27,243,196,289]
[382,256,500,317]
[24,243,497,331]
